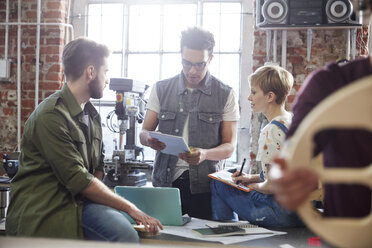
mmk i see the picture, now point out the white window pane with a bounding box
[99,54,123,101]
[100,87,117,102]
[87,5,102,42]
[88,4,123,51]
[163,4,197,51]
[209,54,240,96]
[93,105,119,157]
[108,53,123,78]
[208,54,239,163]
[161,54,182,80]
[127,54,159,87]
[203,3,241,52]
[129,5,161,51]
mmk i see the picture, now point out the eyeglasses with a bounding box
[182,58,209,71]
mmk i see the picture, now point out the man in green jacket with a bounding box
[6,37,162,242]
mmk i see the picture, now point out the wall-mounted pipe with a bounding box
[4,0,9,60]
[0,22,74,34]
[17,0,21,151]
[35,0,41,107]
[1,2,75,151]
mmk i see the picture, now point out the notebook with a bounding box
[192,222,273,237]
[192,226,246,237]
[114,186,191,226]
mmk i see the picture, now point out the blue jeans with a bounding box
[82,201,139,243]
[211,180,304,228]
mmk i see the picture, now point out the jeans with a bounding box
[211,180,304,228]
[82,201,139,243]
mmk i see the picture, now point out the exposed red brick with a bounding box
[0,91,8,100]
[48,64,62,73]
[22,83,36,91]
[39,82,62,90]
[46,37,65,45]
[43,10,65,20]
[45,72,63,81]
[21,99,35,109]
[40,45,62,55]
[287,95,296,103]
[22,108,34,120]
[3,108,14,116]
[288,56,303,65]
[47,2,65,10]
[46,55,61,63]
[293,84,302,92]
[44,91,56,98]
[26,10,36,19]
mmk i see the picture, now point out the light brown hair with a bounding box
[249,65,293,105]
[62,37,110,81]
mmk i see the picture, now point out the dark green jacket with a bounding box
[6,84,104,239]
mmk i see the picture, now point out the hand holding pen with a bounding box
[234,158,246,185]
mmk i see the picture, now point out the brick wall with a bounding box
[0,0,369,172]
[253,27,369,108]
[0,0,68,159]
[249,23,369,170]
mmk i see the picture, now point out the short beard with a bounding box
[89,77,103,99]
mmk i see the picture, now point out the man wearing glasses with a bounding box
[140,27,239,220]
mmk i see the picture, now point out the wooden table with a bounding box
[0,236,255,248]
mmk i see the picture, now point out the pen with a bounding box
[236,158,246,184]
[189,146,193,154]
[238,158,246,176]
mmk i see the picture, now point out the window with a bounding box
[85,0,245,162]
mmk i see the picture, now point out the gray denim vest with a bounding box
[152,71,231,194]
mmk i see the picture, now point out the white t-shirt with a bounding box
[256,112,292,180]
[147,84,240,181]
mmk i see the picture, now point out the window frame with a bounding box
[72,0,254,164]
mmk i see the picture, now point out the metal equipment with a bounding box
[103,78,152,187]
[2,152,19,179]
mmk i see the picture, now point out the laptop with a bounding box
[114,186,191,226]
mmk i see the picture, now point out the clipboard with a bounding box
[149,131,190,156]
[208,170,252,193]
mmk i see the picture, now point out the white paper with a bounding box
[0,219,5,231]
[209,170,252,192]
[149,131,190,156]
[160,217,286,245]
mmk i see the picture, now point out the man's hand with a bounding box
[81,178,164,234]
[270,157,319,211]
[146,135,166,151]
[127,207,163,234]
[178,147,207,165]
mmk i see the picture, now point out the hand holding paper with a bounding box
[146,132,166,151]
[179,147,207,165]
[148,131,190,156]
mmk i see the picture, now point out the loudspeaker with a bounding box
[289,0,324,25]
[257,0,289,27]
[256,0,357,27]
[325,0,353,23]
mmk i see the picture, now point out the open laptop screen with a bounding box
[114,186,190,226]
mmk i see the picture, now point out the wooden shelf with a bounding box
[257,23,362,31]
